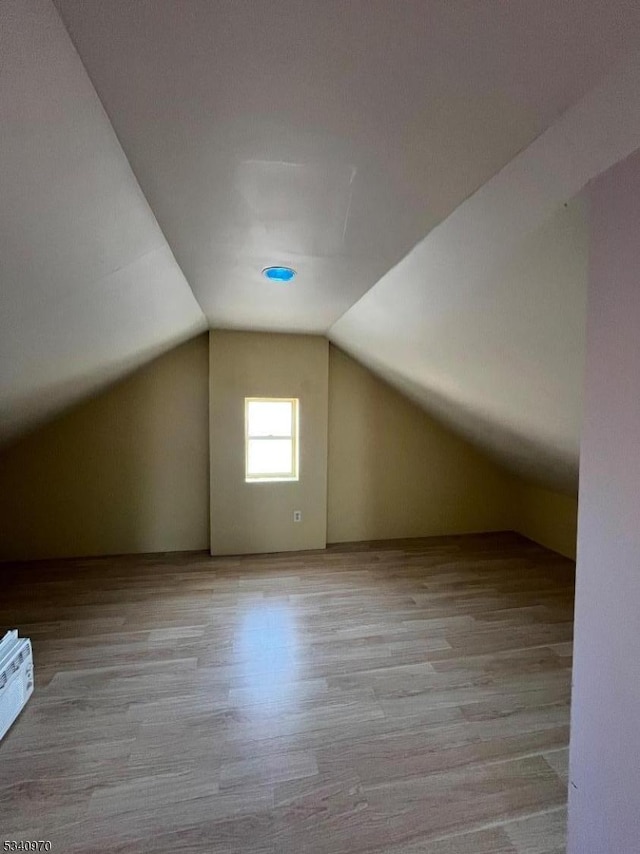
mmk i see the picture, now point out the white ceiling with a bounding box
[53,0,640,333]
[331,53,640,491]
[3,0,640,488]
[0,0,206,445]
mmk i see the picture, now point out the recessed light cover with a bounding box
[262,266,296,282]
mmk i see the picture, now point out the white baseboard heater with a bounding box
[0,630,34,741]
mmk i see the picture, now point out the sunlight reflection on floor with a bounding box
[236,604,298,708]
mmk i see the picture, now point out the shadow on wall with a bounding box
[327,346,516,543]
[0,335,209,561]
[364,359,580,495]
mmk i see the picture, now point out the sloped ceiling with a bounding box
[0,0,206,445]
[333,199,588,492]
[331,54,640,491]
[54,0,640,336]
[3,1,640,490]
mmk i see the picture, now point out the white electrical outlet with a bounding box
[293,510,302,522]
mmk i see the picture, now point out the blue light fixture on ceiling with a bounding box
[262,265,297,283]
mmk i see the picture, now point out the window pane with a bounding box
[247,438,293,476]
[247,400,293,437]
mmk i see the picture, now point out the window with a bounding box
[245,397,299,482]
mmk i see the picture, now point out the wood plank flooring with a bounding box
[0,532,575,853]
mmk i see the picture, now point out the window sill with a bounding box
[245,477,299,484]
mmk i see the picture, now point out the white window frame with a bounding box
[244,397,299,483]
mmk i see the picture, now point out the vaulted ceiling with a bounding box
[3,0,640,490]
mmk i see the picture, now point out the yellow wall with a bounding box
[0,332,578,562]
[327,346,516,542]
[514,478,578,559]
[0,336,210,560]
[209,331,329,555]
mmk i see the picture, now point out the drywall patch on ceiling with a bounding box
[53,0,640,335]
[232,159,355,256]
[4,1,640,457]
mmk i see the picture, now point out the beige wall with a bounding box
[0,335,210,561]
[209,331,328,555]
[327,346,516,542]
[0,331,579,562]
[514,478,578,559]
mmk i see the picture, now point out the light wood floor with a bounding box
[0,532,575,853]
